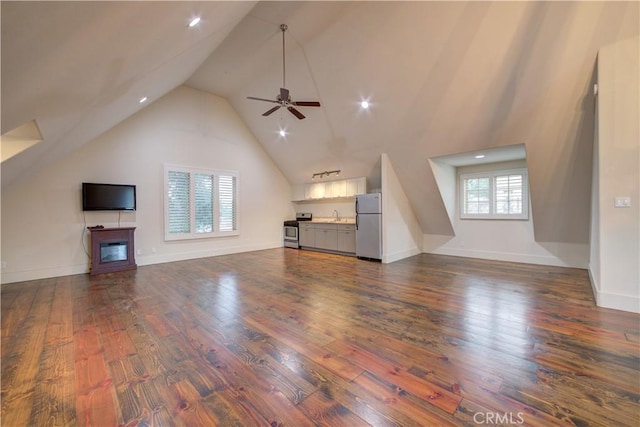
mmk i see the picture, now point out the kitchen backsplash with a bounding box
[296,199,356,218]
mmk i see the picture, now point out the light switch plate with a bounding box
[614,197,631,208]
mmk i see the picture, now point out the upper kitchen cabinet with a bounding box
[292,177,367,202]
[328,180,346,198]
[305,182,325,199]
[346,178,365,197]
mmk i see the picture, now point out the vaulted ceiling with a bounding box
[2,1,638,242]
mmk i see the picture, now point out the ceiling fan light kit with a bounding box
[247,24,321,120]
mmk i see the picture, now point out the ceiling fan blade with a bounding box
[247,96,279,104]
[280,88,290,102]
[292,101,321,107]
[287,106,306,120]
[262,105,281,117]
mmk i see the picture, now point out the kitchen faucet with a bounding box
[332,209,339,221]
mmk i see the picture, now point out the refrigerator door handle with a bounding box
[355,199,359,214]
[356,214,359,230]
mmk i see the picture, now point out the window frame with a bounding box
[459,168,528,220]
[164,164,239,241]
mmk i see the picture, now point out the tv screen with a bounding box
[82,183,136,211]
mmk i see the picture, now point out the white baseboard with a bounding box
[383,247,421,264]
[595,292,640,313]
[1,264,89,285]
[423,246,585,268]
[588,267,640,313]
[1,241,283,285]
[136,241,282,266]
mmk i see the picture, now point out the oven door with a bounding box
[283,225,299,248]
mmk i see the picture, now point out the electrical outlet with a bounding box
[152,247,157,253]
[614,197,631,208]
[1,261,7,269]
[136,249,142,256]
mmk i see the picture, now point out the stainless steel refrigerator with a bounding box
[355,193,382,261]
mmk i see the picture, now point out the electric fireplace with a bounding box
[89,227,136,275]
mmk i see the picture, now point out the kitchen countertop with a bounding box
[307,217,356,224]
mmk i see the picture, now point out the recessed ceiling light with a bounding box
[279,129,287,137]
[360,100,369,109]
[475,154,485,159]
[189,17,201,27]
[139,97,148,104]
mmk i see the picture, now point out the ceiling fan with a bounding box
[247,24,321,120]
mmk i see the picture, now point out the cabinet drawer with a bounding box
[337,224,356,231]
[314,223,338,230]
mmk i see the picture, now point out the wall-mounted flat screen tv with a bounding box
[82,182,136,211]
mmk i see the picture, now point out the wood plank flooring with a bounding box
[2,249,639,426]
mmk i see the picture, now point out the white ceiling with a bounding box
[2,1,638,242]
[430,144,526,167]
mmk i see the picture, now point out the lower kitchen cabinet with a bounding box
[299,223,355,255]
[299,223,315,247]
[337,225,356,253]
[315,224,338,251]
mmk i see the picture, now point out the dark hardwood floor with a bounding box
[2,249,639,426]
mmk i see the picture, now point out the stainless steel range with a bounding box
[283,212,312,248]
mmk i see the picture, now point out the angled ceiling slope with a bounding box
[1,120,43,162]
[2,1,638,245]
[189,1,638,244]
[1,0,257,189]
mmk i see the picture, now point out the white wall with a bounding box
[428,159,457,225]
[590,36,640,313]
[424,160,589,268]
[1,86,294,284]
[291,200,356,220]
[381,154,422,263]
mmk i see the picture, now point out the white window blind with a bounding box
[194,173,214,233]
[460,169,528,220]
[495,174,523,215]
[167,171,191,234]
[164,165,239,240]
[218,175,236,232]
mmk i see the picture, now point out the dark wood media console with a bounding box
[89,227,136,275]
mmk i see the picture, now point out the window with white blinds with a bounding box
[460,169,528,220]
[218,175,236,232]
[164,165,239,240]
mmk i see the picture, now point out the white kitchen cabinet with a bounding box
[314,224,338,251]
[322,181,334,198]
[299,223,315,247]
[291,184,305,201]
[346,177,366,196]
[331,180,347,198]
[301,177,366,201]
[337,224,356,253]
[299,222,355,255]
[304,182,326,199]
